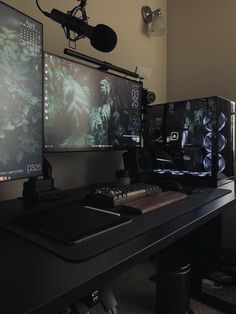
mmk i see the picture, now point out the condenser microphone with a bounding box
[49,9,117,52]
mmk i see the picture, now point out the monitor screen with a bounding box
[144,96,234,186]
[44,52,142,152]
[0,2,43,182]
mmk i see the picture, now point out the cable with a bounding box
[35,0,50,17]
[36,0,87,43]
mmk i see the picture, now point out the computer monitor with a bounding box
[144,96,235,187]
[0,1,43,182]
[44,52,142,152]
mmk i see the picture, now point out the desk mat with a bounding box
[1,187,231,262]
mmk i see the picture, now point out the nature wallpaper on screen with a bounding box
[44,53,142,151]
[0,3,43,181]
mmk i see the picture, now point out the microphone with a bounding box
[49,9,117,52]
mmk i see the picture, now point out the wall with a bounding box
[167,0,236,102]
[167,0,236,250]
[0,0,167,200]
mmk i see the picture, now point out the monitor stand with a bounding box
[23,156,68,202]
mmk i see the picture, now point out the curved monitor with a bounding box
[0,1,43,182]
[44,52,142,152]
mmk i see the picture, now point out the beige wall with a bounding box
[167,0,236,249]
[0,0,167,200]
[167,0,236,102]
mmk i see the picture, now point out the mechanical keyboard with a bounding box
[88,182,162,208]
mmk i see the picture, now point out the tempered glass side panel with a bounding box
[0,1,43,182]
[44,52,142,152]
[216,97,235,185]
[144,97,234,187]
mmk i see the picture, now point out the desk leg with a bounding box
[189,215,221,295]
[155,250,193,314]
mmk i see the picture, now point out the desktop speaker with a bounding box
[122,148,153,182]
[142,89,156,114]
[142,89,156,105]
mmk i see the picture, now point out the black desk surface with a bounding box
[0,182,235,314]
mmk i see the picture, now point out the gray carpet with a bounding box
[91,261,225,314]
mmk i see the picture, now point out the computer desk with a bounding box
[0,181,235,314]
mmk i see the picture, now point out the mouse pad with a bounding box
[0,187,232,262]
[11,205,131,244]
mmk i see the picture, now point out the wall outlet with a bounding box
[135,66,152,79]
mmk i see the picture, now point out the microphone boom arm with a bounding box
[35,0,117,52]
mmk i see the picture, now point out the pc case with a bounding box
[143,96,235,187]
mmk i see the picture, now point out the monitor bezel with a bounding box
[0,0,44,183]
[43,51,143,153]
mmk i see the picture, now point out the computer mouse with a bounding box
[184,186,203,194]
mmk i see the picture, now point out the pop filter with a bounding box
[90,24,117,52]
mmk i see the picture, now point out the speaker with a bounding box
[142,89,156,105]
[123,148,152,183]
